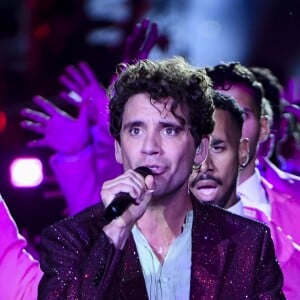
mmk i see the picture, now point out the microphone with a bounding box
[103,166,153,222]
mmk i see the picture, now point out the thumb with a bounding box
[137,175,155,206]
[145,175,155,192]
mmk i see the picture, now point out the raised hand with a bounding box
[58,61,108,125]
[20,95,90,154]
[122,18,158,63]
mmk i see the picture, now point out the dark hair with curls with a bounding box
[213,91,244,131]
[250,66,283,130]
[206,62,264,118]
[108,57,215,146]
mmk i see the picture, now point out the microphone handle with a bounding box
[103,192,134,222]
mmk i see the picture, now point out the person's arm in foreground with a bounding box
[0,194,43,300]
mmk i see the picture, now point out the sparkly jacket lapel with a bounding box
[190,197,231,299]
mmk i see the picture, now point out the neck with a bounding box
[138,191,192,233]
[224,193,239,209]
[136,191,192,263]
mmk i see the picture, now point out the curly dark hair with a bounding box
[206,62,264,118]
[250,66,283,129]
[213,91,244,131]
[108,57,215,146]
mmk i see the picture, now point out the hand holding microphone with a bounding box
[103,166,154,222]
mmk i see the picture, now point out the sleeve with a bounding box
[50,124,123,217]
[0,195,43,300]
[260,158,300,199]
[38,219,123,299]
[255,226,286,299]
[50,146,101,216]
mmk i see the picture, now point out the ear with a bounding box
[194,136,210,165]
[259,116,271,143]
[238,137,250,167]
[114,140,123,164]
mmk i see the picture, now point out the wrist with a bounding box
[103,218,133,249]
[51,145,93,163]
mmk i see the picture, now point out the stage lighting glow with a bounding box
[10,158,43,187]
[0,111,7,133]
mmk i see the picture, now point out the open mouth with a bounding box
[193,180,219,199]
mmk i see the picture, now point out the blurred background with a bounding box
[1,0,300,251]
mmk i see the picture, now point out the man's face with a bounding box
[115,93,204,198]
[218,84,261,169]
[190,109,247,208]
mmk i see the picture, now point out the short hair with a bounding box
[108,57,215,146]
[250,66,283,130]
[213,91,244,131]
[261,97,274,125]
[206,62,264,117]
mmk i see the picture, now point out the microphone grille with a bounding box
[134,166,153,177]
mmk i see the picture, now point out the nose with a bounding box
[141,131,161,155]
[200,154,213,173]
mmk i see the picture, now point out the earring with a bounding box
[239,155,249,169]
[192,163,202,172]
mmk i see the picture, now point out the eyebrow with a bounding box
[123,119,185,130]
[159,120,185,128]
[210,138,224,146]
[123,121,144,131]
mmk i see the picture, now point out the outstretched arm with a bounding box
[0,194,43,300]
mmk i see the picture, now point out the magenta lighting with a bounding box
[9,157,43,188]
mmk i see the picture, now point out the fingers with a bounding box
[139,21,158,59]
[59,74,81,93]
[20,98,52,133]
[78,61,98,84]
[58,64,88,93]
[59,91,82,106]
[144,174,155,192]
[20,120,45,134]
[102,170,147,206]
[32,95,62,116]
[20,108,50,125]
[65,65,87,87]
[69,91,82,103]
[122,18,156,63]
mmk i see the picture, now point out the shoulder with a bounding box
[193,199,271,239]
[260,160,300,196]
[41,202,106,248]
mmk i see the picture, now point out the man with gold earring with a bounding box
[189,91,249,214]
[206,62,300,300]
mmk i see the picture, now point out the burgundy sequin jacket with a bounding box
[38,196,285,299]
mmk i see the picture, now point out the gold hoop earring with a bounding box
[239,155,249,169]
[192,163,202,172]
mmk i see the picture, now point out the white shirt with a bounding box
[227,199,245,216]
[132,211,193,300]
[237,168,271,220]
